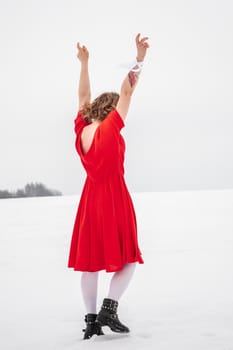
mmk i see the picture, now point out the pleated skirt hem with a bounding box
[67,256,144,273]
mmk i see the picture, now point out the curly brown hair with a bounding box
[81,92,119,122]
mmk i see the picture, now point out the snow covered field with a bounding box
[0,189,233,350]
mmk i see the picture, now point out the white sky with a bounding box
[0,0,233,195]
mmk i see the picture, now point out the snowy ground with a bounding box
[0,189,233,350]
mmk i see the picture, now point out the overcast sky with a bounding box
[0,0,232,195]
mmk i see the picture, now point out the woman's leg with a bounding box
[107,262,137,301]
[81,271,99,314]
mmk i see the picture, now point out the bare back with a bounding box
[80,122,100,155]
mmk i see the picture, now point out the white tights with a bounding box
[81,263,137,314]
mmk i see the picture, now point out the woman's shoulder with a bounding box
[74,110,90,134]
[101,109,125,131]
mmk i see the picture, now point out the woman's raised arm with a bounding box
[76,42,91,110]
[116,33,149,120]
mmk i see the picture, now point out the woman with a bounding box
[68,33,149,340]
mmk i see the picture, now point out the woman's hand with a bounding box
[77,42,89,64]
[135,33,149,62]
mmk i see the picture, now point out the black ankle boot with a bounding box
[82,313,104,340]
[96,298,130,333]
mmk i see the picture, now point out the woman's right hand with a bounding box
[77,42,89,63]
[135,33,149,62]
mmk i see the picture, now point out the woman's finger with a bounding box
[140,37,149,44]
[135,33,141,44]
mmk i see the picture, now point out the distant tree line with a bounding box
[0,182,62,199]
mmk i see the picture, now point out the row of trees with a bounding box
[0,182,62,199]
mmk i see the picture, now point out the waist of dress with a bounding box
[86,171,125,184]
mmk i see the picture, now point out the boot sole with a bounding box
[97,318,130,333]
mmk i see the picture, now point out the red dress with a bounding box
[67,108,144,272]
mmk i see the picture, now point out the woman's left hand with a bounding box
[77,42,89,63]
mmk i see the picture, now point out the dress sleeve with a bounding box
[74,110,89,135]
[91,109,125,158]
[100,109,125,133]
